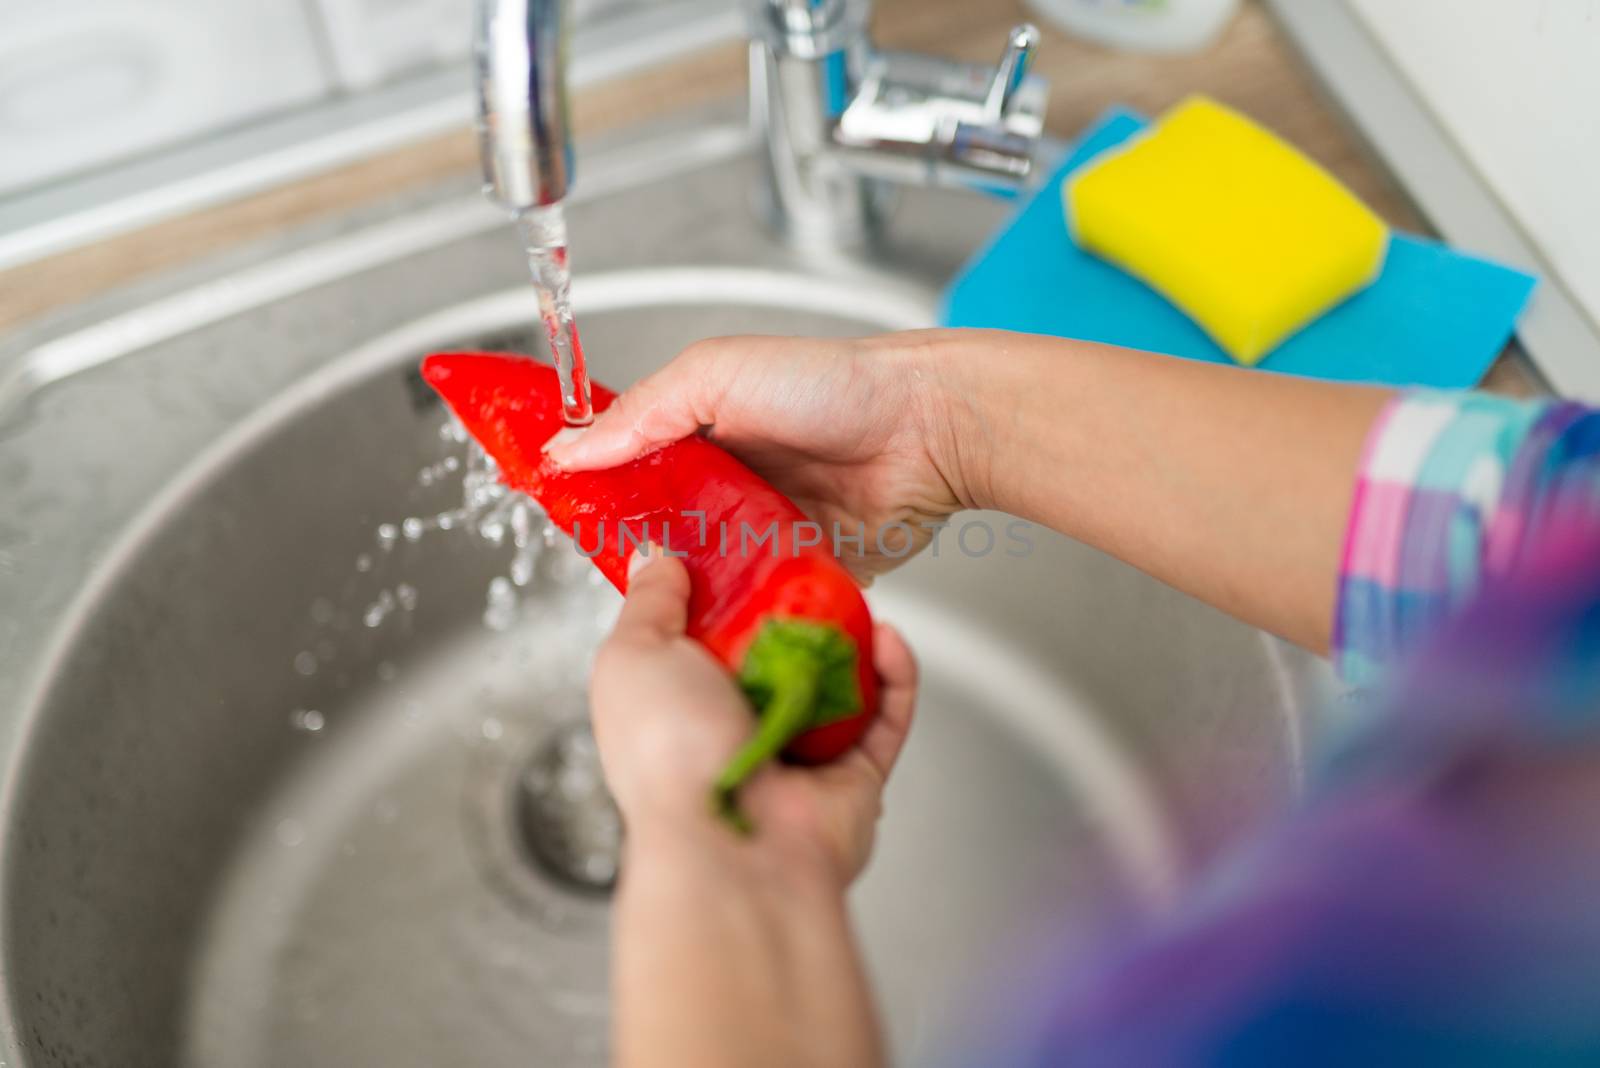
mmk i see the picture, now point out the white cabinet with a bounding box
[1349,0,1600,359]
[0,0,332,197]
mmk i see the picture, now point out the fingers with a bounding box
[546,338,736,471]
[609,548,691,644]
[855,623,918,782]
[787,622,916,878]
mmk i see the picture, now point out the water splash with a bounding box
[290,411,578,726]
[362,590,397,629]
[417,454,461,487]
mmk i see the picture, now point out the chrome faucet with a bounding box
[473,0,595,425]
[473,0,573,214]
[473,0,1048,249]
[747,0,1049,247]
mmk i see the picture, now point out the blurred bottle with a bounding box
[1025,0,1239,53]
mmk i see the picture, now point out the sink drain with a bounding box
[459,700,621,928]
[514,722,622,893]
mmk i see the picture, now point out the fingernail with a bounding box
[628,541,661,579]
[543,425,588,465]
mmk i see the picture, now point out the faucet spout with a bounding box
[474,0,574,214]
[473,0,592,426]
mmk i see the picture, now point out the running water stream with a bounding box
[517,204,593,427]
[293,199,607,697]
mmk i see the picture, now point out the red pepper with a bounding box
[422,352,878,825]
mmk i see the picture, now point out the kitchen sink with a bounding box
[0,110,1326,1067]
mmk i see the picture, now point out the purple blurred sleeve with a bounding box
[976,395,1600,1067]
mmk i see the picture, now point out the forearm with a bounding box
[613,820,883,1068]
[925,329,1390,653]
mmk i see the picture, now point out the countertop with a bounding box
[0,0,1536,391]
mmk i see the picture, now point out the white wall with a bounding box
[0,1,331,197]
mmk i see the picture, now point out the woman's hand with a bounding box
[547,332,978,582]
[593,549,916,1068]
[591,547,918,883]
[558,327,1390,652]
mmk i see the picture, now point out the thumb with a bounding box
[610,546,691,644]
[546,345,728,470]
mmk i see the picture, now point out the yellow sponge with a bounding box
[1066,96,1389,365]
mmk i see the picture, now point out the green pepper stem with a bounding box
[712,653,822,832]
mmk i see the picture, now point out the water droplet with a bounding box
[481,716,504,741]
[275,818,305,848]
[375,523,399,550]
[510,544,537,587]
[355,553,373,573]
[395,583,419,612]
[293,651,318,677]
[401,517,425,542]
[483,576,519,631]
[363,589,397,628]
[291,708,326,734]
[511,503,532,547]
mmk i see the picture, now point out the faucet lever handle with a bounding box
[982,23,1040,125]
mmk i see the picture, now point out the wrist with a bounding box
[622,803,847,898]
[918,328,1110,523]
[613,802,882,1068]
[900,329,1008,513]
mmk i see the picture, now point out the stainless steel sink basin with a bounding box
[0,111,1326,1067]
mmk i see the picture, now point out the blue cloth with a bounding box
[942,109,1538,388]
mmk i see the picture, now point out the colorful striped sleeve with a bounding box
[1335,391,1600,684]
